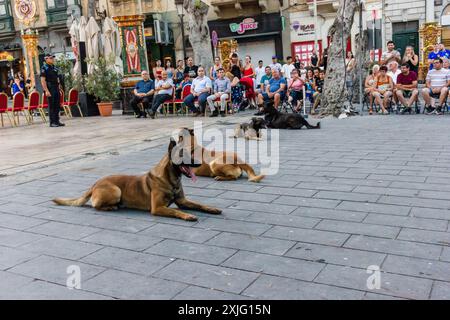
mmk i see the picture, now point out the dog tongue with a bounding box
[189,167,198,183]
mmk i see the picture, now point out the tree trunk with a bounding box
[352,30,368,103]
[184,0,213,74]
[320,0,359,117]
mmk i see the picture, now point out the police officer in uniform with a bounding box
[40,54,65,127]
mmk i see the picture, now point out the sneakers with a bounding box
[425,105,435,114]
[436,106,443,115]
[383,110,389,115]
[400,107,411,114]
[220,111,226,117]
[209,110,219,117]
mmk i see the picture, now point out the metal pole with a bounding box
[180,14,186,62]
[359,1,363,114]
[314,0,318,52]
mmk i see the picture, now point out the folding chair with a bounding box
[172,85,191,116]
[63,89,83,117]
[38,93,49,124]
[362,91,373,114]
[163,90,176,116]
[0,92,14,127]
[59,90,71,118]
[214,94,231,115]
[26,91,43,123]
[279,91,296,113]
[425,90,448,114]
[8,92,30,125]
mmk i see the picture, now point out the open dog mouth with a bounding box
[179,165,198,183]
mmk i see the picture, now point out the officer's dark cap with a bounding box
[44,54,55,59]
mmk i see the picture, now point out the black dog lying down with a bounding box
[263,102,320,129]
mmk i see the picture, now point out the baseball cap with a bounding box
[272,55,277,59]
[44,54,55,59]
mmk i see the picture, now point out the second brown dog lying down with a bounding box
[191,131,265,182]
[52,129,221,221]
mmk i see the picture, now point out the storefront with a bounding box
[0,47,24,96]
[144,15,176,76]
[289,8,357,66]
[208,13,283,65]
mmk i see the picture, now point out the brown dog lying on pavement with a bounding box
[53,129,221,221]
[191,130,265,182]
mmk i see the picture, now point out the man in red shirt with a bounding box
[395,63,418,113]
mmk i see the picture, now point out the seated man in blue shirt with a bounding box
[255,69,286,115]
[131,70,155,118]
[183,66,212,116]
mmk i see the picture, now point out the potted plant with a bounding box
[85,56,121,116]
[55,55,82,98]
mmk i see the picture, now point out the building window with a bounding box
[47,0,67,9]
[0,0,9,16]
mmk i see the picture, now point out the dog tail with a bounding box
[238,163,265,182]
[53,188,93,207]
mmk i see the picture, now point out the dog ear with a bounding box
[168,137,176,154]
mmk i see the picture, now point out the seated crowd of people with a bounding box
[130,52,332,119]
[130,41,450,119]
[365,41,450,115]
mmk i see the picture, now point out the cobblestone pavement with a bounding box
[1,112,450,300]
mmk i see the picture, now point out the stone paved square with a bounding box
[2,112,450,300]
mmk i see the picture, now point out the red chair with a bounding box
[7,92,29,125]
[0,92,14,127]
[63,89,82,117]
[26,91,42,124]
[59,89,71,118]
[163,90,176,116]
[171,85,191,116]
[39,93,48,124]
[208,94,231,117]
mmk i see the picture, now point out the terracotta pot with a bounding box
[97,101,113,117]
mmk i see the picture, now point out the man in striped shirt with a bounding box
[422,58,450,115]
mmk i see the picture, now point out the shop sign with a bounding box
[292,22,315,35]
[229,18,258,35]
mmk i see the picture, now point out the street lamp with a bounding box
[175,0,187,62]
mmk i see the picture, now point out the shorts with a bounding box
[290,90,303,105]
[402,90,412,99]
[429,89,443,99]
[262,91,286,101]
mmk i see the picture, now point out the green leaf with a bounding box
[84,55,122,102]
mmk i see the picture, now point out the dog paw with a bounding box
[208,207,222,215]
[184,214,198,221]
